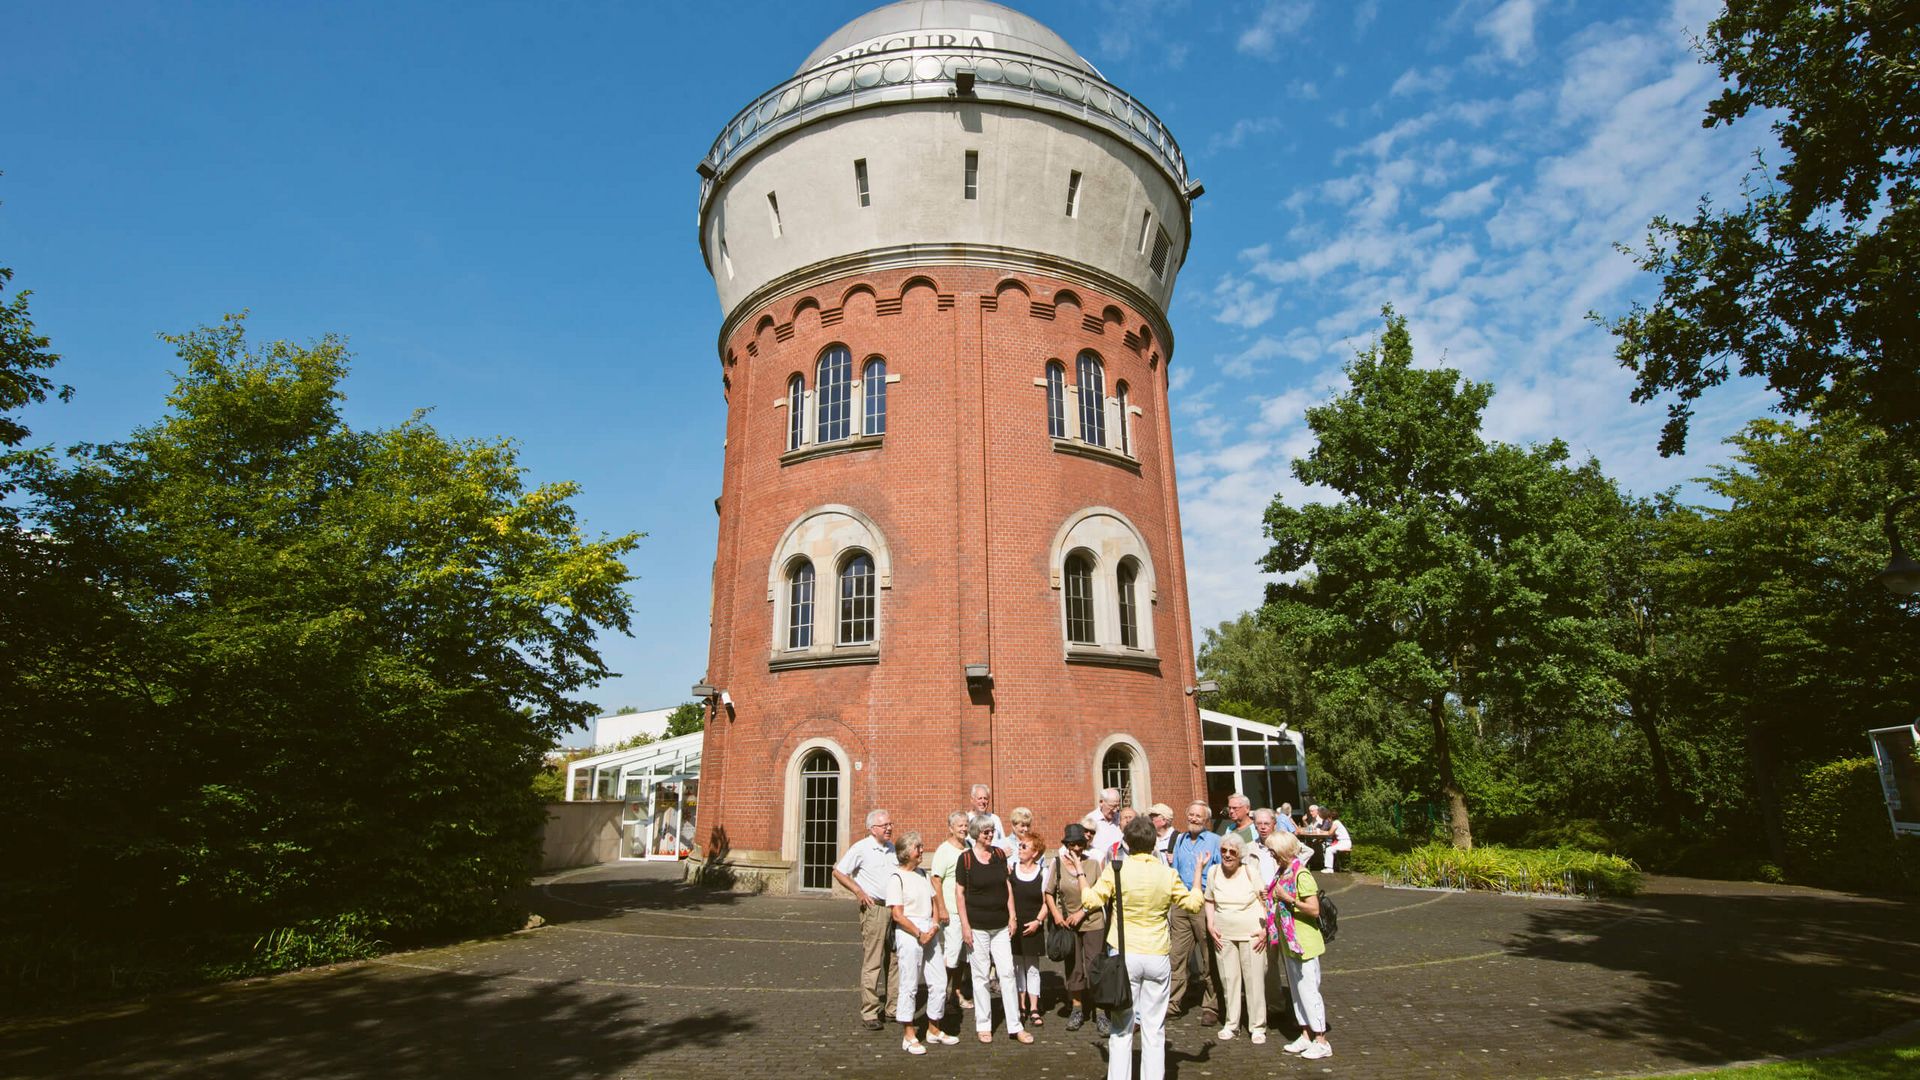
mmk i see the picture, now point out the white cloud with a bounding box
[1237,1,1316,56]
[1211,276,1280,330]
[1478,0,1540,63]
[1207,116,1284,154]
[1427,176,1503,219]
[1352,0,1380,34]
[1390,66,1452,98]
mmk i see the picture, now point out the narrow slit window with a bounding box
[862,358,887,437]
[1066,171,1082,217]
[787,561,816,650]
[1045,361,1066,439]
[1116,381,1131,456]
[963,151,979,200]
[767,191,782,236]
[1076,351,1106,448]
[1138,210,1153,253]
[854,159,871,207]
[1117,559,1140,648]
[787,374,805,451]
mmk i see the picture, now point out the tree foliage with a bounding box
[1606,0,1920,454]
[664,700,707,738]
[2,316,639,993]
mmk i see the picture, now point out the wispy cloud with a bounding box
[1477,0,1540,63]
[1390,66,1453,98]
[1207,116,1285,154]
[1237,1,1316,56]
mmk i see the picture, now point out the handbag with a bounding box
[1044,855,1076,961]
[1088,860,1133,1011]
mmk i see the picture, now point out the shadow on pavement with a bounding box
[1505,886,1920,1065]
[0,963,753,1079]
[524,864,746,927]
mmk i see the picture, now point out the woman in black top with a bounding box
[956,815,1030,1043]
[1010,831,1051,1027]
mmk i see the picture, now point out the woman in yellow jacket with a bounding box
[1082,816,1204,1080]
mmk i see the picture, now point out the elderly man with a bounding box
[1249,809,1281,884]
[833,807,902,1030]
[1168,800,1224,1024]
[969,783,1007,838]
[1090,786,1125,861]
[1276,802,1298,833]
[1221,793,1256,846]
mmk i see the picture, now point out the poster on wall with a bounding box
[1868,724,1920,838]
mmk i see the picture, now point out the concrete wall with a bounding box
[540,801,624,871]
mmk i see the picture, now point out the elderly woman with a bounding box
[1083,816,1204,1080]
[926,809,973,1011]
[888,831,958,1054]
[1205,833,1267,1043]
[1263,831,1334,1060]
[996,805,1037,857]
[1045,823,1107,1033]
[956,815,1031,1043]
[1010,831,1051,1027]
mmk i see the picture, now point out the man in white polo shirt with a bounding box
[1090,786,1125,861]
[833,807,901,1030]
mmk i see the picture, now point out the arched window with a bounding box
[799,748,841,890]
[786,560,815,649]
[1064,551,1097,645]
[816,346,852,443]
[787,374,805,451]
[838,552,875,645]
[1076,351,1106,447]
[1046,361,1067,439]
[1116,381,1131,456]
[1117,558,1140,649]
[1102,745,1136,807]
[862,358,887,437]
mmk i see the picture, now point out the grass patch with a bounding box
[1659,1032,1920,1078]
[1380,843,1642,897]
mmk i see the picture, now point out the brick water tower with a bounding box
[690,0,1205,892]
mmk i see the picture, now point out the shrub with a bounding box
[1382,843,1642,897]
[1783,757,1920,895]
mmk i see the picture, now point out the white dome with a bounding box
[798,0,1091,74]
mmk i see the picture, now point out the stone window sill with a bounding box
[782,435,883,466]
[1064,646,1160,672]
[1052,438,1140,473]
[769,645,880,672]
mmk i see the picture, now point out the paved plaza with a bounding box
[4,861,1918,1079]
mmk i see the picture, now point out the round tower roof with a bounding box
[798,0,1092,74]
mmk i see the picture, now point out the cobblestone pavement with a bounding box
[4,863,1918,1079]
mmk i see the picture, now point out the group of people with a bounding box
[832,784,1345,1077]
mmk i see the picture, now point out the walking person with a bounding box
[1046,823,1108,1034]
[888,831,959,1053]
[955,816,1031,1043]
[1264,832,1334,1059]
[1082,815,1204,1080]
[831,808,901,1031]
[1167,800,1223,1023]
[1010,831,1051,1027]
[1205,834,1267,1043]
[926,809,973,1011]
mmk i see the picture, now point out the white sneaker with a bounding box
[1251,1031,1267,1045]
[1300,1041,1333,1060]
[1282,1033,1313,1054]
[1217,1026,1236,1041]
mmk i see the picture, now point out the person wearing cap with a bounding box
[1047,823,1109,1033]
[1149,803,1176,864]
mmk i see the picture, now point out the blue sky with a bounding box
[7,0,1772,724]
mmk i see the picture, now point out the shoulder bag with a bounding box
[1088,860,1133,1011]
[1044,854,1076,962]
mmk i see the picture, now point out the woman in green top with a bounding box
[1263,831,1333,1060]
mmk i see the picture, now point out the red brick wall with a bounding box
[698,266,1204,880]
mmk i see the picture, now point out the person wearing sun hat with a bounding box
[1148,803,1176,863]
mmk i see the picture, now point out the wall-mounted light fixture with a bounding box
[953,69,977,97]
[691,682,718,698]
[963,663,992,685]
[1184,679,1220,697]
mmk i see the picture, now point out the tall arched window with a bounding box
[799,749,841,890]
[1064,551,1097,645]
[862,358,887,437]
[786,560,816,649]
[1076,351,1106,447]
[1117,558,1140,649]
[1116,381,1131,456]
[1102,745,1136,807]
[816,346,852,443]
[787,374,805,451]
[1046,361,1067,439]
[838,551,875,645]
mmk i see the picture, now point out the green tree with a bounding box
[1261,309,1622,849]
[663,700,707,738]
[1605,0,1920,454]
[4,316,639,986]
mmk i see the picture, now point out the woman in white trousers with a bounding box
[955,816,1031,1043]
[1082,816,1204,1080]
[1264,831,1334,1060]
[887,831,958,1054]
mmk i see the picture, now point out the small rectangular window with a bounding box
[1139,210,1153,253]
[1149,226,1172,278]
[1066,171,1082,217]
[964,151,979,200]
[767,192,782,237]
[854,159,870,207]
[720,237,733,280]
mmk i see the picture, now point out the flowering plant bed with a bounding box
[1377,843,1642,898]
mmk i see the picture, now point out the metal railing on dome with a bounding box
[696,46,1192,217]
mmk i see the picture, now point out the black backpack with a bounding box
[1314,893,1339,943]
